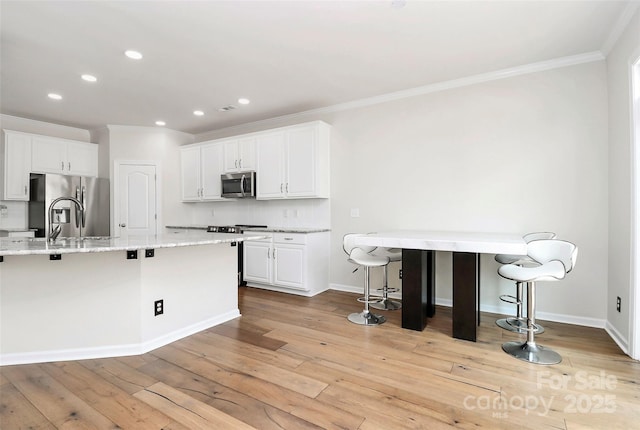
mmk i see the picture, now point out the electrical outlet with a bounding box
[616,296,621,312]
[399,269,403,279]
[154,299,164,316]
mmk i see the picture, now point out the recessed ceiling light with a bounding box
[125,50,143,60]
[48,93,62,100]
[81,74,97,82]
[193,110,204,116]
[238,98,250,105]
[155,120,166,126]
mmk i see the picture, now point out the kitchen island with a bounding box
[0,231,266,366]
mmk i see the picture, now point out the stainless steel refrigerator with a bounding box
[29,173,110,239]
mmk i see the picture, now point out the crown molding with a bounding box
[201,51,605,138]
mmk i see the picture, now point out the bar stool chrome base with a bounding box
[496,317,544,334]
[348,310,386,325]
[370,297,402,311]
[502,340,561,365]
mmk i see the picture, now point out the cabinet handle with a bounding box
[239,158,242,168]
[273,249,276,258]
[68,162,71,171]
[280,183,283,192]
[235,160,238,168]
[61,161,64,170]
[24,185,27,195]
[267,248,270,259]
[284,237,293,241]
[286,183,289,193]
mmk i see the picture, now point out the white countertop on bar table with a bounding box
[0,232,267,256]
[354,230,527,255]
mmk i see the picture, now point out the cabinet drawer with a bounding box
[244,232,273,243]
[273,233,306,245]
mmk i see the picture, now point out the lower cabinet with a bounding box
[243,231,329,296]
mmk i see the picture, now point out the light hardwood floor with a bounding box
[1,287,639,429]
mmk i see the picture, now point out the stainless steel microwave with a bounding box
[221,171,256,198]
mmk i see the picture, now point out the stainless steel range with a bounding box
[207,224,267,286]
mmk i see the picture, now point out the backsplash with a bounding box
[188,199,330,228]
[0,201,28,229]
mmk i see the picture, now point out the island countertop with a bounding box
[0,232,267,256]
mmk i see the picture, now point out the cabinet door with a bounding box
[200,142,223,200]
[273,244,306,290]
[243,241,273,284]
[67,141,98,177]
[286,126,317,197]
[3,133,32,200]
[256,132,286,199]
[180,146,202,201]
[222,139,240,172]
[31,136,66,174]
[238,137,256,171]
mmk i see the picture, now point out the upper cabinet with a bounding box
[1,129,99,201]
[223,137,256,173]
[181,120,330,203]
[256,121,330,200]
[180,141,225,201]
[31,135,98,177]
[1,130,32,201]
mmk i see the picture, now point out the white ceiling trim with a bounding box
[197,51,605,139]
[600,2,640,56]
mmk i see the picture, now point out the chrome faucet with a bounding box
[48,197,84,242]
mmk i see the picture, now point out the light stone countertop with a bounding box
[243,227,330,234]
[0,232,267,256]
[165,225,330,234]
[355,230,526,255]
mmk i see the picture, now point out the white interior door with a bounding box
[117,163,157,238]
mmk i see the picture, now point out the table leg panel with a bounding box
[452,252,479,342]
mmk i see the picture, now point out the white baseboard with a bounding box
[0,310,241,366]
[605,321,630,355]
[330,284,606,329]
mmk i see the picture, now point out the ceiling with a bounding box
[0,1,634,136]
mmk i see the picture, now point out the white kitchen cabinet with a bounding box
[243,231,329,296]
[273,241,305,289]
[31,135,97,177]
[1,130,32,201]
[223,137,256,173]
[243,235,273,284]
[256,121,330,200]
[180,141,225,201]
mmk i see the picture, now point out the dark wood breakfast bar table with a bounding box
[355,231,526,342]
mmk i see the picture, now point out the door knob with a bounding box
[119,223,126,228]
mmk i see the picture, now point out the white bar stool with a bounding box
[370,247,402,311]
[343,234,389,326]
[495,232,556,334]
[498,239,578,365]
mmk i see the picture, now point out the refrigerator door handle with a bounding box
[75,186,81,228]
[81,186,87,228]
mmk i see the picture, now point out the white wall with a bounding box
[186,198,330,229]
[330,62,609,324]
[197,61,610,325]
[606,7,640,348]
[104,125,194,228]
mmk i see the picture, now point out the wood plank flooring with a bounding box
[1,287,639,429]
